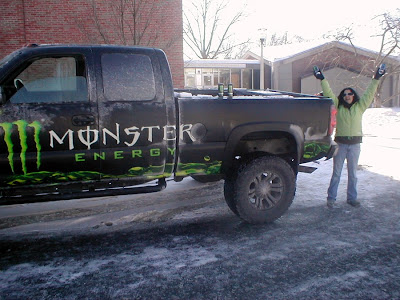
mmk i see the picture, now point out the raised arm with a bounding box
[313,66,339,107]
[357,64,386,112]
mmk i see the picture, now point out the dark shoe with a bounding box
[327,200,336,209]
[347,199,361,207]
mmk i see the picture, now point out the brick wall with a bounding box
[0,0,184,87]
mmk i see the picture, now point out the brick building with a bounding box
[0,0,184,87]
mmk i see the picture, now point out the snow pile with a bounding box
[360,107,400,180]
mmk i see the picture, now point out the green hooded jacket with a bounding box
[321,78,380,139]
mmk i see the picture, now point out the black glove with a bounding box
[313,66,325,80]
[374,63,386,80]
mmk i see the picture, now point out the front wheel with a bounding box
[233,156,296,224]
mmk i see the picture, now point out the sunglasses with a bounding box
[343,92,354,96]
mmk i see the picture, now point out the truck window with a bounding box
[3,56,88,104]
[101,53,156,101]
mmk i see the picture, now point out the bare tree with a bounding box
[183,0,248,59]
[373,11,400,107]
[324,26,358,53]
[222,42,251,59]
[76,0,179,50]
[321,10,400,107]
[255,28,307,47]
[267,32,306,46]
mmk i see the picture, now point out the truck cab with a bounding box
[0,44,175,198]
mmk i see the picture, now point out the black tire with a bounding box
[190,175,221,183]
[233,156,296,224]
[224,177,239,216]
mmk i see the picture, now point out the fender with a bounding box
[221,122,304,172]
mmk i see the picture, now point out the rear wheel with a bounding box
[233,156,296,224]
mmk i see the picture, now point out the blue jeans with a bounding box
[327,143,361,202]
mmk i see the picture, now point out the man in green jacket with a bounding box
[313,64,386,208]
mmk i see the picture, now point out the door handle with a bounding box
[72,114,95,126]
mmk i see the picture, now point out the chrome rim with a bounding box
[248,171,283,210]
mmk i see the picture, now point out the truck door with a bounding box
[94,48,171,180]
[0,49,100,188]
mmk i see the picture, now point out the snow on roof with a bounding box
[242,40,400,63]
[184,40,400,68]
[246,40,325,61]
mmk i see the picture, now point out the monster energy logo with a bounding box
[0,120,41,175]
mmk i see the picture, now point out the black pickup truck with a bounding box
[0,44,336,223]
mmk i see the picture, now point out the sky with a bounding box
[183,0,400,58]
[241,0,399,40]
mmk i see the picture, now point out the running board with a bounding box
[298,165,317,173]
[0,178,167,205]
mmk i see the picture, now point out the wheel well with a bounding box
[228,131,298,174]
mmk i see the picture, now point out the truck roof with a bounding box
[1,43,163,63]
[19,43,156,49]
[0,43,164,76]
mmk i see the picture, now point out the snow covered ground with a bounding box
[360,108,400,180]
[0,108,399,300]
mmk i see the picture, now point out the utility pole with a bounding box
[260,37,265,90]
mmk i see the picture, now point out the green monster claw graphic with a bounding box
[0,120,42,175]
[29,121,42,170]
[13,120,29,174]
[175,161,221,176]
[1,119,221,186]
[0,122,15,173]
[2,160,222,186]
[303,142,330,159]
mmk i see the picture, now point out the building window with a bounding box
[184,67,257,89]
[202,68,213,87]
[213,69,219,86]
[184,68,196,88]
[231,69,241,88]
[219,69,231,86]
[242,69,253,89]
